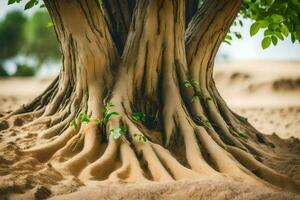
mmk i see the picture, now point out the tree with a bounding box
[24,11,60,69]
[0,11,26,75]
[2,0,300,194]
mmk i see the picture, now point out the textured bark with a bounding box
[1,0,299,194]
[103,0,135,53]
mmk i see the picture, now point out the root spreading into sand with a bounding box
[0,61,299,200]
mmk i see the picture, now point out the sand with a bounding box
[0,60,299,199]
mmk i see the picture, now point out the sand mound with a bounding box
[273,78,300,91]
[52,178,298,200]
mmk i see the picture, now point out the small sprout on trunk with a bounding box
[193,90,212,102]
[95,118,102,125]
[102,101,114,115]
[104,112,119,124]
[70,119,77,129]
[111,125,127,140]
[102,101,119,124]
[132,112,146,122]
[238,130,248,140]
[133,133,148,143]
[183,80,198,88]
[200,119,211,128]
[79,113,90,123]
[184,80,211,103]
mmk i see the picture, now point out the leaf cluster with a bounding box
[184,80,211,103]
[241,0,300,49]
[102,101,119,125]
[8,0,39,10]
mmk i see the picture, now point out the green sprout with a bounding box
[200,118,211,128]
[132,112,146,122]
[184,80,211,103]
[111,125,127,140]
[238,130,248,140]
[102,101,119,125]
[79,113,90,123]
[70,119,77,129]
[133,133,148,143]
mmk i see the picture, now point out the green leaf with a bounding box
[111,128,122,140]
[95,118,102,125]
[47,22,53,28]
[264,30,272,36]
[111,125,127,140]
[223,40,231,45]
[79,113,90,123]
[261,37,271,49]
[238,130,248,140]
[271,35,278,46]
[271,14,284,23]
[25,0,38,10]
[274,32,284,40]
[133,133,148,143]
[70,120,77,129]
[191,95,198,103]
[103,112,119,124]
[132,112,146,122]
[120,125,127,133]
[102,101,115,117]
[190,80,199,87]
[234,32,242,39]
[8,0,17,5]
[225,35,232,40]
[291,33,296,43]
[258,20,268,28]
[281,24,289,37]
[239,20,243,27]
[250,22,260,36]
[204,96,212,102]
[183,80,192,88]
[40,4,45,8]
[200,119,210,128]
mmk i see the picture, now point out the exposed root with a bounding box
[54,124,102,176]
[1,0,299,196]
[78,137,118,181]
[152,143,201,180]
[227,146,299,192]
[23,126,80,162]
[108,143,148,182]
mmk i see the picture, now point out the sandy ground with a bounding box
[0,60,299,199]
[215,60,300,139]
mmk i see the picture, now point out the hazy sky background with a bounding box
[1,1,300,61]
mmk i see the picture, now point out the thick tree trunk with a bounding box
[0,0,299,195]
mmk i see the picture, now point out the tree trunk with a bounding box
[1,0,299,194]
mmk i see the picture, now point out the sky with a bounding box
[1,1,300,61]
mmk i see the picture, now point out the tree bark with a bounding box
[0,0,299,194]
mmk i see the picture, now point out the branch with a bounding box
[185,0,241,69]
